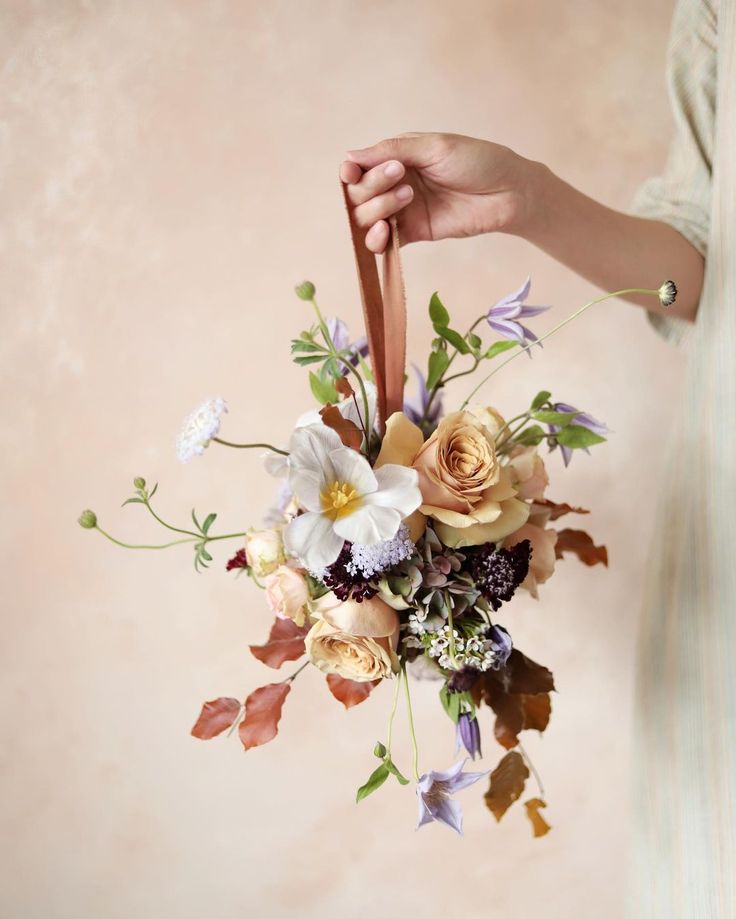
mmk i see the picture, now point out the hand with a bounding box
[340,132,535,253]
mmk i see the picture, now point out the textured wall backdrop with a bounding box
[0,2,683,917]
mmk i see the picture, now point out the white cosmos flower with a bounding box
[283,423,421,572]
[176,398,227,463]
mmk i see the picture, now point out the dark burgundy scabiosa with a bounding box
[226,548,248,572]
[456,712,482,760]
[321,543,377,602]
[468,540,532,611]
[447,666,482,694]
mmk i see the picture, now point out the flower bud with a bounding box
[294,280,316,301]
[133,477,146,490]
[78,509,97,529]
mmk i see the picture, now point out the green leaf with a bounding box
[428,292,450,327]
[556,425,607,449]
[384,756,410,785]
[426,349,450,391]
[356,763,389,802]
[148,483,158,500]
[439,685,463,724]
[290,340,323,354]
[514,424,547,446]
[293,355,326,366]
[434,325,471,355]
[121,497,145,507]
[532,410,579,426]
[191,509,202,533]
[484,340,518,360]
[200,547,213,562]
[467,332,483,354]
[531,390,551,411]
[309,371,339,405]
[202,513,217,535]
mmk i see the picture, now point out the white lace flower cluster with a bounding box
[176,398,227,463]
[425,623,501,672]
[347,524,415,578]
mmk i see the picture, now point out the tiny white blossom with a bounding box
[176,398,227,463]
[347,524,415,578]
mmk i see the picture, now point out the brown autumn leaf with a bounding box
[525,798,552,838]
[239,682,291,751]
[249,617,309,669]
[320,404,363,451]
[504,649,556,695]
[555,528,608,567]
[190,697,242,740]
[533,498,590,521]
[521,692,552,733]
[326,674,380,709]
[485,750,529,822]
[334,377,354,399]
[480,677,524,750]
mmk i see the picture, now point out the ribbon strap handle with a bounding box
[341,181,407,434]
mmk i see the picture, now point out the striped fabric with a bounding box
[628,0,736,915]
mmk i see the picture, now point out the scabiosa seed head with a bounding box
[469,540,532,611]
[78,509,97,529]
[658,280,677,307]
[321,543,378,602]
[295,280,316,301]
[176,398,227,463]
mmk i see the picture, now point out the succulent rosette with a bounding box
[82,256,675,836]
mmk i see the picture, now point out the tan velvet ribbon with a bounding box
[341,181,407,434]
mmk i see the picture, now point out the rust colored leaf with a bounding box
[249,617,309,669]
[190,697,241,740]
[525,798,552,838]
[485,751,529,822]
[505,649,556,695]
[482,678,524,749]
[521,693,551,733]
[326,674,380,709]
[534,498,589,521]
[239,683,291,751]
[320,404,363,451]
[335,377,354,399]
[555,528,608,567]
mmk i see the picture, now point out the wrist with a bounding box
[504,157,552,240]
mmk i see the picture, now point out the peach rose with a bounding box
[505,505,557,598]
[264,565,310,627]
[507,446,549,501]
[244,528,285,577]
[305,592,399,682]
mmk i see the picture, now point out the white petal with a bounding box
[288,424,342,472]
[365,464,422,516]
[263,452,288,478]
[339,380,377,434]
[329,447,377,496]
[288,469,324,513]
[334,505,401,545]
[283,512,344,570]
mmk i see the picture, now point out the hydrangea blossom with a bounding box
[176,398,227,463]
[486,277,550,353]
[416,759,488,835]
[347,524,415,578]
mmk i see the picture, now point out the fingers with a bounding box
[345,132,432,170]
[341,159,405,206]
[351,183,414,231]
[365,220,390,254]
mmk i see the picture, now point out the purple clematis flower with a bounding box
[548,402,609,467]
[456,712,482,760]
[416,759,488,835]
[486,277,550,355]
[327,318,368,375]
[403,364,444,429]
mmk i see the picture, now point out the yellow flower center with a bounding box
[321,480,362,520]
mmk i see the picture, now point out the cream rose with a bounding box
[264,565,310,627]
[305,592,399,682]
[244,528,285,578]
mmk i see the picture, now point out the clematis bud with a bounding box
[294,280,316,301]
[78,509,97,529]
[456,712,482,760]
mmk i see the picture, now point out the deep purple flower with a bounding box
[404,365,444,429]
[327,318,369,375]
[486,278,550,354]
[469,540,532,611]
[226,548,248,572]
[320,542,377,602]
[416,760,488,835]
[456,712,482,760]
[548,402,609,467]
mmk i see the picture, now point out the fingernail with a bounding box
[396,184,413,201]
[384,161,403,178]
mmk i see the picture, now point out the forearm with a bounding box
[516,162,704,323]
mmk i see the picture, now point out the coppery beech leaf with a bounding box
[239,683,290,751]
[504,649,556,695]
[534,498,590,521]
[326,674,380,709]
[190,697,241,740]
[481,678,524,750]
[555,528,608,567]
[249,617,309,669]
[485,751,529,822]
[335,377,354,399]
[320,404,363,451]
[521,692,552,733]
[525,798,552,837]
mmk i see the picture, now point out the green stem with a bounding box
[492,412,530,447]
[445,593,457,664]
[282,661,310,683]
[402,665,420,782]
[421,314,485,425]
[461,288,662,407]
[95,526,196,550]
[386,667,402,756]
[143,501,198,537]
[205,531,247,543]
[213,438,288,456]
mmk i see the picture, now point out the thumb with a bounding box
[345,132,437,170]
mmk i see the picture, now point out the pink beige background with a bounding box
[1,2,684,917]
